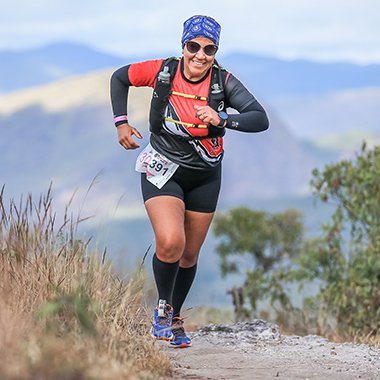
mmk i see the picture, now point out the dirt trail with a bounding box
[160,320,380,380]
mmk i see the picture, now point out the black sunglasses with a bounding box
[185,41,218,56]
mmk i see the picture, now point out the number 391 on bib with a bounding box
[135,144,179,189]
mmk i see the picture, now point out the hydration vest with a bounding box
[149,57,228,139]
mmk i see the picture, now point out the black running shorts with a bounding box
[141,164,221,213]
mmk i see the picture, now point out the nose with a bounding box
[195,48,206,59]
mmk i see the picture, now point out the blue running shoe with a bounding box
[150,299,174,341]
[170,317,192,348]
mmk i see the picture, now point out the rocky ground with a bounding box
[160,320,380,380]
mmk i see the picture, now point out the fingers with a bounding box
[120,139,140,150]
[195,105,208,122]
[134,129,143,139]
[118,126,142,150]
[194,105,218,125]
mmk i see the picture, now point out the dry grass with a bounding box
[0,185,172,380]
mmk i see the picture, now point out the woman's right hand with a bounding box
[117,123,142,150]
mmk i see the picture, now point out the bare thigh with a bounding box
[145,196,214,266]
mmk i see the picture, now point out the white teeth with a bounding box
[192,60,204,66]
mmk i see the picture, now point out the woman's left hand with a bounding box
[194,105,221,126]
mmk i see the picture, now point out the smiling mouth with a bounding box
[191,60,206,66]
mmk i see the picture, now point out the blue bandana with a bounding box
[181,15,221,47]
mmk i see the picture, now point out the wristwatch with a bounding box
[217,111,228,128]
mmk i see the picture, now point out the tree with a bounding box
[213,207,304,316]
[213,143,380,336]
[292,143,380,335]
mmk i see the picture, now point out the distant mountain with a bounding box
[0,42,126,92]
[2,42,380,102]
[221,109,328,203]
[0,70,152,220]
[221,53,380,100]
[315,130,380,154]
[270,87,380,139]
[0,69,331,209]
[1,43,375,204]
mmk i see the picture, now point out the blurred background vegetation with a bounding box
[213,143,380,341]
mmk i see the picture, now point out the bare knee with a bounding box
[156,234,186,263]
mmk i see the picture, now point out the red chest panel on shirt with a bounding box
[168,67,223,159]
[170,68,211,135]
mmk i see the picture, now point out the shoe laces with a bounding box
[172,317,186,337]
[157,305,172,327]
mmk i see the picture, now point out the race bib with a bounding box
[135,143,179,189]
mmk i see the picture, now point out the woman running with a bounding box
[110,15,269,348]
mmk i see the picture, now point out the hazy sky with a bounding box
[1,0,379,64]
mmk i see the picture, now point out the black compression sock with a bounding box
[172,264,197,317]
[152,253,179,305]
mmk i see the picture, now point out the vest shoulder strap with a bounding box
[155,57,180,83]
[209,61,228,111]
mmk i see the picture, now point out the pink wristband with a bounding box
[114,115,128,123]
